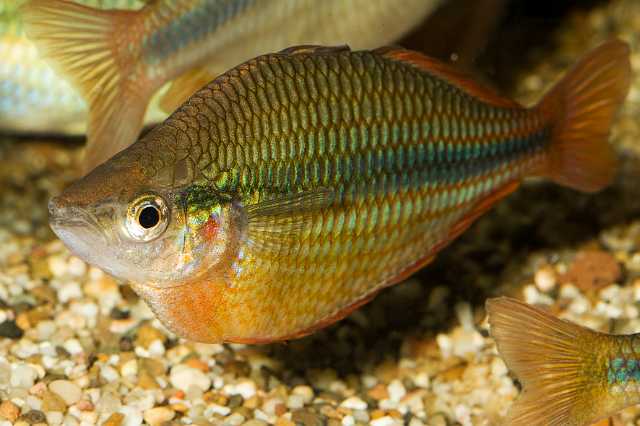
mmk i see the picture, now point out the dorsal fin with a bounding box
[376,46,520,109]
[278,44,350,56]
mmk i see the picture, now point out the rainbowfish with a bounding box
[22,0,442,173]
[0,0,167,135]
[48,40,630,344]
[487,297,640,426]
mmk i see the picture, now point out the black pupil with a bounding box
[138,206,160,229]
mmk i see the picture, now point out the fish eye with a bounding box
[125,195,169,241]
[138,205,160,229]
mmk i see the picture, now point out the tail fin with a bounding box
[536,39,631,193]
[487,297,608,426]
[22,0,153,174]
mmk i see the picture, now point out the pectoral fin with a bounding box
[244,188,335,251]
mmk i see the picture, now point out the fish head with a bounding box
[48,135,235,289]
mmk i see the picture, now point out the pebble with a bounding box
[19,409,46,424]
[340,397,368,410]
[535,266,557,292]
[169,364,211,392]
[0,401,19,422]
[42,390,67,412]
[46,411,63,425]
[57,282,82,303]
[0,320,23,339]
[49,380,82,406]
[370,415,399,426]
[387,380,406,402]
[11,363,38,388]
[291,386,314,404]
[119,406,143,426]
[143,407,175,426]
[102,413,125,426]
[286,394,305,410]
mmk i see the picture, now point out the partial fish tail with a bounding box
[533,39,631,193]
[487,297,623,426]
[21,0,154,174]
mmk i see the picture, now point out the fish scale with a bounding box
[147,48,549,339]
[48,40,629,345]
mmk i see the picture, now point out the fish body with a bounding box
[23,0,443,172]
[0,0,166,135]
[48,41,630,344]
[487,297,640,426]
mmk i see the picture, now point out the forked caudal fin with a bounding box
[487,297,610,426]
[535,39,631,193]
[21,0,153,174]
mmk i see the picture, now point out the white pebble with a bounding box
[63,414,79,426]
[25,394,42,410]
[46,411,64,425]
[370,415,400,426]
[11,363,38,388]
[535,267,557,292]
[206,404,230,416]
[491,357,508,378]
[413,372,430,389]
[568,296,590,315]
[67,257,87,277]
[100,365,120,383]
[454,404,472,426]
[169,365,211,392]
[559,284,581,299]
[600,285,621,301]
[148,339,165,356]
[63,339,84,356]
[120,406,143,426]
[340,396,368,410]
[436,334,453,358]
[225,413,245,425]
[120,360,138,377]
[291,385,314,403]
[224,379,256,399]
[286,394,305,410]
[48,256,68,277]
[387,380,406,402]
[35,320,56,341]
[143,407,175,426]
[57,282,82,303]
[49,380,82,405]
[342,415,355,426]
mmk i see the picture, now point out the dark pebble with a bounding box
[55,345,70,358]
[19,409,46,424]
[292,409,325,426]
[110,306,130,320]
[227,394,244,409]
[119,336,134,352]
[0,319,23,339]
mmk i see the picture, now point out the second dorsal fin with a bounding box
[376,46,521,109]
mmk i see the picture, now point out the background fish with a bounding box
[22,0,443,173]
[48,40,630,344]
[0,0,167,135]
[487,296,640,426]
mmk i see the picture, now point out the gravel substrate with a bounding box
[2,1,640,425]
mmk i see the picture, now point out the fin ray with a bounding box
[535,39,631,192]
[245,188,335,251]
[487,297,604,426]
[22,0,153,173]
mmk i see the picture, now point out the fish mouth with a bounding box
[48,196,107,249]
[49,196,100,231]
